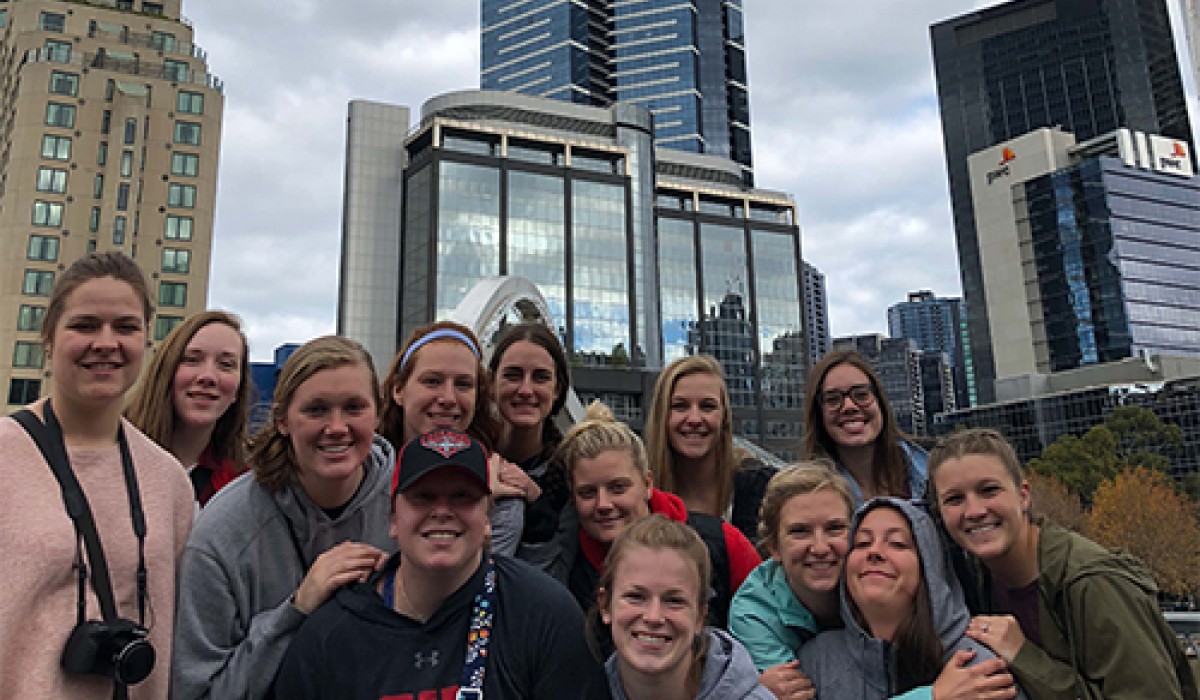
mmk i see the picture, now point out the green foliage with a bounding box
[1028,406,1186,506]
[611,343,629,368]
[1028,425,1120,507]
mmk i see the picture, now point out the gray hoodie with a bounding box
[606,628,776,700]
[798,497,1027,700]
[171,436,398,700]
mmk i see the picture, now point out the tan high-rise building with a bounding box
[0,0,222,408]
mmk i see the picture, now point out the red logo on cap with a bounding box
[421,430,471,458]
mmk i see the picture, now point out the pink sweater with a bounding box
[0,414,194,699]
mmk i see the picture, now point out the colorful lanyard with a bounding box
[382,557,497,699]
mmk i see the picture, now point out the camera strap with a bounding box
[12,400,148,627]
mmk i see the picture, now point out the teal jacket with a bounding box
[730,558,934,700]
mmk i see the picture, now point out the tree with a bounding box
[1027,472,1087,532]
[1027,425,1120,506]
[1088,467,1200,596]
[1103,406,1182,474]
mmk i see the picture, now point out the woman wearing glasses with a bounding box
[802,350,927,505]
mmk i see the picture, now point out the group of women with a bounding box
[1,251,1195,699]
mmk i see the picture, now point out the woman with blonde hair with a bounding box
[646,354,775,542]
[126,310,251,505]
[172,336,394,699]
[803,349,927,504]
[543,402,760,629]
[598,515,773,700]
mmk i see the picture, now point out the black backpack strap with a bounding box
[686,512,732,628]
[11,409,120,622]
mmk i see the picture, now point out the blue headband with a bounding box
[400,328,480,370]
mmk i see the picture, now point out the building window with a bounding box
[45,103,76,129]
[97,141,108,166]
[171,152,198,177]
[163,59,189,82]
[23,270,55,296]
[49,71,79,97]
[123,118,137,145]
[94,174,104,198]
[17,305,47,332]
[154,315,182,341]
[117,183,130,210]
[113,216,127,244]
[162,248,190,273]
[36,167,67,193]
[44,39,70,62]
[27,235,59,261]
[0,9,8,29]
[116,0,133,9]
[173,121,201,145]
[32,201,63,227]
[165,215,193,240]
[9,378,42,406]
[101,110,111,134]
[89,207,100,232]
[150,31,175,51]
[158,282,187,307]
[39,12,65,32]
[176,91,203,115]
[167,183,196,208]
[13,342,44,369]
[41,135,71,160]
[143,3,165,18]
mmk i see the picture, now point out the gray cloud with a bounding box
[187,0,1190,359]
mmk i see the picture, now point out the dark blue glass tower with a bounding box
[481,0,753,182]
[931,0,1192,402]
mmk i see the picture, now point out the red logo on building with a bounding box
[1173,142,1188,158]
[1000,147,1016,165]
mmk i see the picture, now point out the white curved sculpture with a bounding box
[449,275,586,424]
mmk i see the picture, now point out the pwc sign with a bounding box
[1149,135,1195,178]
[987,147,1017,185]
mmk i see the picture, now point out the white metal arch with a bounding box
[449,276,586,424]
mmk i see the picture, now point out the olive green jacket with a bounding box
[982,521,1197,699]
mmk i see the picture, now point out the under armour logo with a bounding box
[414,650,440,668]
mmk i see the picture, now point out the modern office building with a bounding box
[480,0,753,182]
[967,127,1200,383]
[802,261,830,367]
[934,356,1200,481]
[339,89,804,457]
[931,0,1193,404]
[888,290,972,408]
[832,334,927,435]
[0,0,223,409]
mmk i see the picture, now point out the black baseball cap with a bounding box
[393,430,491,497]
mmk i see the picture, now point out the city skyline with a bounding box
[186,0,1200,362]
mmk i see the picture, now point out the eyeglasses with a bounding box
[820,384,875,411]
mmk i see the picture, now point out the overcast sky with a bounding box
[184,0,1197,361]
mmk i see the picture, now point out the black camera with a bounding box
[61,619,155,685]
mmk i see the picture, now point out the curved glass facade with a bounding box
[571,180,629,362]
[435,162,501,318]
[507,171,566,323]
[752,230,804,411]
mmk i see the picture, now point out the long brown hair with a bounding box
[379,320,499,450]
[645,355,735,513]
[803,349,911,497]
[846,501,943,691]
[488,322,571,457]
[249,336,380,491]
[126,310,251,465]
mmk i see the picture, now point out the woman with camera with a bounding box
[0,252,195,699]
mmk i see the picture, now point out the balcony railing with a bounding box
[23,46,223,93]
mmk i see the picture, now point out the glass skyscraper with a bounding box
[931,0,1192,403]
[888,290,973,408]
[481,0,753,182]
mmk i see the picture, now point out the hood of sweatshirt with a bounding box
[273,434,397,565]
[605,628,767,700]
